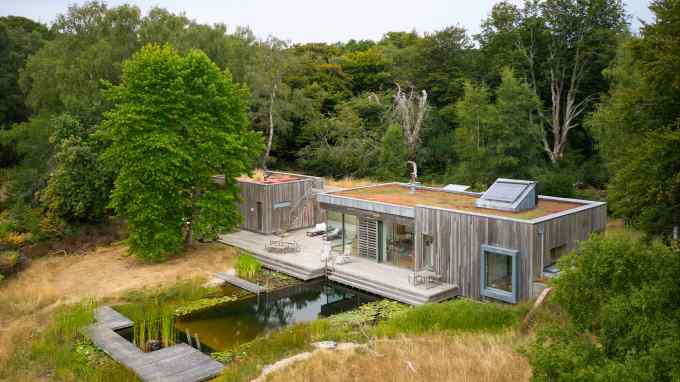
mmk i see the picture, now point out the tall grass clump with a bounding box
[50,298,97,340]
[375,299,528,336]
[235,254,261,280]
[0,298,139,381]
[115,278,218,351]
[127,307,176,351]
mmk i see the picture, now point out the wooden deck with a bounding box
[218,229,326,280]
[328,257,459,305]
[83,307,223,382]
[219,229,459,305]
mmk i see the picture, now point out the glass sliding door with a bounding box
[325,210,358,256]
[326,210,343,253]
[343,214,358,256]
[383,222,414,269]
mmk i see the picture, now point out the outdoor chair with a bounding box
[410,266,442,289]
[265,240,300,254]
[307,222,327,237]
[324,227,342,241]
[334,248,352,266]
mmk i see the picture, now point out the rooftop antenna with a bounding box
[408,161,418,194]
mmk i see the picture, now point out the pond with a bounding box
[119,279,377,354]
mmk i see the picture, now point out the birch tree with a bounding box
[247,37,290,170]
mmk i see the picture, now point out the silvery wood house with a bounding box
[317,179,606,303]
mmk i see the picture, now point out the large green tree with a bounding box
[588,0,680,235]
[101,44,262,261]
[477,0,626,163]
[453,68,543,186]
[0,16,49,127]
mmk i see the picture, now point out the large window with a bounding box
[326,211,358,256]
[480,245,519,303]
[344,214,358,256]
[326,210,343,252]
[384,222,414,269]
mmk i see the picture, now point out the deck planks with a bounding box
[95,305,133,330]
[84,307,224,382]
[214,272,265,293]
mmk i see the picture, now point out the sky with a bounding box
[1,0,655,43]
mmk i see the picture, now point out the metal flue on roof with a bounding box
[475,179,537,212]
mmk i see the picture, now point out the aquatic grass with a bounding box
[117,303,177,351]
[174,295,241,318]
[374,299,529,337]
[115,278,235,351]
[235,254,261,280]
[122,278,216,306]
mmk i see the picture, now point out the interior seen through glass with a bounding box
[485,251,513,292]
[384,221,414,269]
[326,211,414,269]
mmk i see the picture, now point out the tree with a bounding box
[588,0,680,236]
[247,37,290,170]
[477,0,626,163]
[340,46,392,94]
[529,233,680,381]
[299,104,379,178]
[40,114,112,223]
[0,16,49,127]
[101,44,262,261]
[453,68,543,186]
[377,124,409,180]
[393,83,428,161]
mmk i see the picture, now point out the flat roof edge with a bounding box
[414,204,534,224]
[318,192,415,218]
[530,201,607,224]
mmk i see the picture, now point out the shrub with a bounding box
[529,234,680,381]
[235,254,261,280]
[534,169,576,198]
[0,250,20,274]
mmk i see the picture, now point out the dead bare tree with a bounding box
[519,8,604,163]
[532,31,593,163]
[393,83,428,160]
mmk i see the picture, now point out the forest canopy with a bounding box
[1,0,679,256]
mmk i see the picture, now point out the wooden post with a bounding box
[185,328,192,347]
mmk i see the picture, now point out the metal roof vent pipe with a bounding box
[408,161,419,195]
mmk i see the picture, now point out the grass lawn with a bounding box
[334,184,583,220]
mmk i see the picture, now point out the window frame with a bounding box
[480,244,520,303]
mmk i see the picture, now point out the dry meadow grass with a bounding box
[324,177,381,189]
[0,242,239,363]
[266,333,531,382]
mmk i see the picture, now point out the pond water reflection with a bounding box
[174,279,377,352]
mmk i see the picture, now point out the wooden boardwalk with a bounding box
[214,272,265,293]
[83,307,223,382]
[95,306,133,330]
